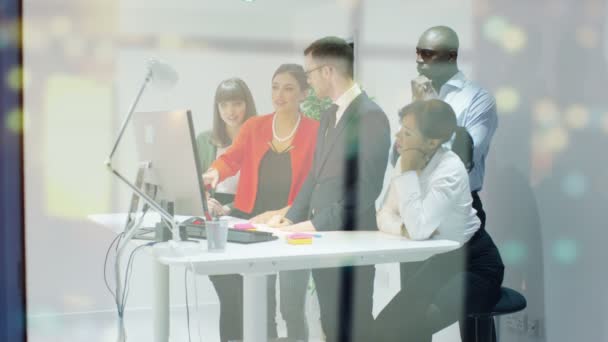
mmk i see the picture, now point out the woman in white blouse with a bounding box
[374,99,504,342]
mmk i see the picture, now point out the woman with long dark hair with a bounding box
[196,78,256,215]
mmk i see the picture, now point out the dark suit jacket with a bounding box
[286,92,390,231]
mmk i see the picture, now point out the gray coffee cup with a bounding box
[206,219,228,252]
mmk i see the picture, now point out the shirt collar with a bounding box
[334,83,362,110]
[441,71,467,91]
[391,146,449,179]
[423,146,448,175]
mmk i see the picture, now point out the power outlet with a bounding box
[505,312,527,332]
[504,314,515,330]
[528,317,542,337]
[515,313,527,332]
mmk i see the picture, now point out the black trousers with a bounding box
[214,208,309,341]
[374,228,504,342]
[209,206,279,342]
[209,273,278,342]
[312,265,375,342]
[471,191,486,231]
[279,270,311,341]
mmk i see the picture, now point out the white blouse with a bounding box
[376,147,480,244]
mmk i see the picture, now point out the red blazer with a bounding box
[211,113,319,214]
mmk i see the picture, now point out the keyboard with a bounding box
[134,216,278,244]
[182,225,277,244]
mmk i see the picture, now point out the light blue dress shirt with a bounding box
[439,71,498,192]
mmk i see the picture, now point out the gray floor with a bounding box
[27,280,327,342]
[27,303,459,342]
[27,270,459,342]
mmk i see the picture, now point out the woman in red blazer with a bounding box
[202,64,319,342]
[204,65,319,220]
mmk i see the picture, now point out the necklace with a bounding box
[272,113,301,142]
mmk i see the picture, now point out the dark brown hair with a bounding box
[272,64,309,91]
[211,78,257,147]
[304,36,354,79]
[398,99,474,171]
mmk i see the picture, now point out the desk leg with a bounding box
[243,274,267,342]
[153,259,170,342]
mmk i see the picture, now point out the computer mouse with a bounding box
[182,216,205,226]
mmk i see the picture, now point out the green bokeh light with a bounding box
[0,20,19,48]
[495,86,521,114]
[4,108,23,133]
[0,33,8,49]
[561,171,587,199]
[500,240,527,265]
[6,66,23,90]
[552,239,579,265]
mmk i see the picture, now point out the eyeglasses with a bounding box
[304,64,326,76]
[416,48,439,61]
[416,48,457,62]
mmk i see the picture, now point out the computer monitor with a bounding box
[131,110,210,218]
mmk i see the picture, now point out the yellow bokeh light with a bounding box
[564,104,589,130]
[5,66,22,91]
[43,75,113,219]
[495,87,520,114]
[501,26,527,53]
[4,108,23,133]
[533,98,559,127]
[575,26,598,49]
[543,126,569,153]
[483,16,509,43]
[5,67,29,91]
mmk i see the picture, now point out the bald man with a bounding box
[411,26,460,99]
[382,26,502,342]
[407,26,498,231]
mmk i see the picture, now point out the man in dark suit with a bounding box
[269,36,390,342]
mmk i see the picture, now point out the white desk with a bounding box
[90,213,460,342]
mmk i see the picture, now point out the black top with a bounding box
[250,144,292,217]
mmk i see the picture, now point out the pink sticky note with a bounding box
[233,222,256,230]
[288,233,315,239]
